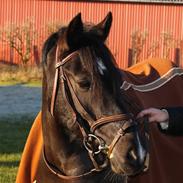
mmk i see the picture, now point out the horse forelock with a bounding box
[94,45,122,94]
[77,45,122,94]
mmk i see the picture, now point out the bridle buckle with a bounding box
[83,134,108,155]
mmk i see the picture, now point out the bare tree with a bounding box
[161,31,180,59]
[0,19,36,66]
[45,21,64,35]
[131,30,148,64]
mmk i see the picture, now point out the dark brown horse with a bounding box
[16,13,149,183]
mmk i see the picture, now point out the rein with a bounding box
[44,46,141,179]
[42,147,104,180]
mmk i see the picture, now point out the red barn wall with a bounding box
[0,0,182,68]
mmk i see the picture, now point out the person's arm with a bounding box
[137,107,183,136]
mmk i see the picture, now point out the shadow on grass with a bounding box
[0,161,19,167]
[0,114,36,183]
[0,114,34,154]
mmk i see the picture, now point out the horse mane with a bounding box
[42,32,59,64]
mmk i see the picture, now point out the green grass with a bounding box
[0,115,34,183]
[0,81,42,87]
[0,81,20,86]
[22,81,42,87]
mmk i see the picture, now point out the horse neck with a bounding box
[119,69,143,114]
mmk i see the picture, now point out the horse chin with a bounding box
[110,158,145,177]
[111,165,144,177]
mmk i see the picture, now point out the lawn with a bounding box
[0,115,34,183]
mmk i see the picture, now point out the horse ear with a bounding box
[67,13,83,48]
[92,12,112,42]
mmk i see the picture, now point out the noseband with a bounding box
[44,46,140,178]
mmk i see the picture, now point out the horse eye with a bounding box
[78,80,91,90]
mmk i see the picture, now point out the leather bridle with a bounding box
[43,46,144,179]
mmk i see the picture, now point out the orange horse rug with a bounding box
[16,58,183,183]
[16,112,43,183]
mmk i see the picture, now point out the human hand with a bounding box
[137,108,169,123]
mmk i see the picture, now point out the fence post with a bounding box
[33,45,40,66]
[180,40,183,67]
[10,47,14,64]
[128,48,133,67]
[174,48,180,66]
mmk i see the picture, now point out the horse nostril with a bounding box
[128,149,138,161]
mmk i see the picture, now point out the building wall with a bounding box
[0,0,182,68]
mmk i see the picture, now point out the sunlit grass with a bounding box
[0,116,34,183]
[0,63,42,87]
[0,81,42,87]
[23,81,42,87]
[0,154,20,183]
[0,81,20,86]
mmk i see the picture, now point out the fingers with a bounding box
[148,116,156,122]
[137,108,154,118]
[136,108,166,123]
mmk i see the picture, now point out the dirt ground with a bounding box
[0,85,41,118]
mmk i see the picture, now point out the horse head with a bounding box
[42,12,149,182]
